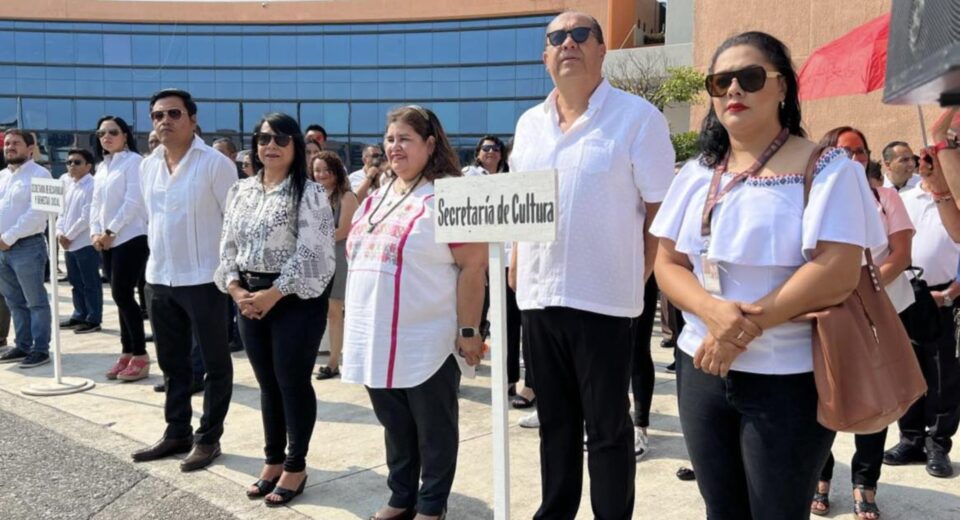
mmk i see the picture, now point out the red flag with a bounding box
[798,13,890,101]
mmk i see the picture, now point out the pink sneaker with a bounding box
[106,355,132,380]
[117,356,150,382]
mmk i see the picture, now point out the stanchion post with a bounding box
[48,214,63,385]
[488,242,510,519]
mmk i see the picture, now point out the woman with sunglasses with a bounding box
[343,106,485,520]
[89,115,151,381]
[650,32,886,519]
[462,135,508,176]
[215,112,336,507]
[312,151,357,381]
[808,127,914,519]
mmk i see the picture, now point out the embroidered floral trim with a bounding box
[732,147,846,188]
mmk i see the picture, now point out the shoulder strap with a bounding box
[802,145,828,209]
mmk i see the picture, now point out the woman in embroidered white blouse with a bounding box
[650,32,887,520]
[342,106,486,520]
[214,112,335,507]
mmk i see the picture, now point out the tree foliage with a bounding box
[606,52,705,111]
[670,131,699,162]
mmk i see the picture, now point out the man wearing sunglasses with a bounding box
[132,89,238,473]
[508,11,674,520]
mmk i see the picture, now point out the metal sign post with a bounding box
[435,170,558,519]
[22,177,95,397]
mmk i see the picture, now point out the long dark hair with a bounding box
[311,151,350,207]
[385,106,461,181]
[698,31,805,167]
[473,135,509,172]
[94,116,138,160]
[250,112,307,207]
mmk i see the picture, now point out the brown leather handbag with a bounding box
[802,147,927,434]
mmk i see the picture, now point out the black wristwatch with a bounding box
[104,229,116,237]
[458,327,478,338]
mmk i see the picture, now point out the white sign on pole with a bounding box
[435,170,558,520]
[435,169,558,243]
[22,177,95,397]
[30,178,64,214]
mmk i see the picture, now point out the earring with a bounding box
[779,100,785,110]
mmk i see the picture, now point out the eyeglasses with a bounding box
[150,108,184,122]
[66,159,86,166]
[480,144,501,153]
[841,146,870,158]
[96,129,121,138]
[546,27,594,47]
[705,65,783,97]
[255,132,293,147]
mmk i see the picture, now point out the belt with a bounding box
[10,233,44,246]
[239,271,280,292]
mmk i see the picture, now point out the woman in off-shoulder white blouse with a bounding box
[213,112,334,508]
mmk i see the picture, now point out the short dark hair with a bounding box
[94,116,139,160]
[66,148,96,166]
[305,124,328,140]
[881,141,910,163]
[149,88,198,116]
[4,128,35,147]
[212,137,237,155]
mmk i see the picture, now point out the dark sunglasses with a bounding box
[546,27,594,47]
[705,65,782,97]
[255,132,293,147]
[96,129,121,138]
[66,159,87,166]
[150,108,184,122]
[480,144,501,153]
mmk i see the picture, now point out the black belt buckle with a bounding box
[242,272,276,292]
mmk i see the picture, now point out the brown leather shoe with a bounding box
[131,435,193,462]
[180,442,221,472]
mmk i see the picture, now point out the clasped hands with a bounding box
[693,299,764,377]
[229,283,282,320]
[90,233,116,252]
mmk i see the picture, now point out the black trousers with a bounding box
[523,307,635,520]
[366,355,460,516]
[480,269,526,386]
[677,352,835,520]
[632,276,659,428]
[820,428,887,487]
[147,282,232,445]
[240,293,324,472]
[102,235,149,355]
[898,302,960,454]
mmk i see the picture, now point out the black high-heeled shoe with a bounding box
[264,474,308,508]
[246,476,280,499]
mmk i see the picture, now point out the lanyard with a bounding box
[700,128,790,237]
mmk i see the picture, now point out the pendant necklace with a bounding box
[366,174,424,233]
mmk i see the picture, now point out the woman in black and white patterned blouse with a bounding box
[214,112,335,507]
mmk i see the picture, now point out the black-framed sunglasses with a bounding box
[705,65,783,97]
[150,108,184,122]
[546,27,594,47]
[255,132,293,147]
[96,129,121,138]
[480,144,501,153]
[66,159,86,166]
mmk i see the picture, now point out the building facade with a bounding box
[0,0,664,173]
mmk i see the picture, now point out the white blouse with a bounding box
[650,148,888,375]
[89,151,147,247]
[215,176,336,299]
[341,182,462,389]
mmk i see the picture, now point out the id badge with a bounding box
[700,254,722,295]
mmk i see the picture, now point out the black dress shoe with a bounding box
[153,383,166,393]
[180,442,221,472]
[132,435,194,462]
[926,450,955,478]
[883,441,927,465]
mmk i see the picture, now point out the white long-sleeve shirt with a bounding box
[0,160,52,246]
[141,135,237,287]
[89,150,147,247]
[56,173,95,252]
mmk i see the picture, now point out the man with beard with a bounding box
[0,129,53,368]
